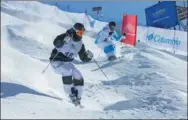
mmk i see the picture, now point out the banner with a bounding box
[147,27,178,52]
[145,1,179,28]
[121,14,137,46]
[85,14,95,28]
[136,26,187,55]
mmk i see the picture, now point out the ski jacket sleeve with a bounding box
[112,31,125,42]
[78,44,93,62]
[53,33,67,48]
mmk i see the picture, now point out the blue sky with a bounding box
[41,1,186,25]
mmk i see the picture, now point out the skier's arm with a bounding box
[53,33,67,48]
[78,44,93,62]
[112,31,126,41]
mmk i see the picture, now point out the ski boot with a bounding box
[108,55,117,61]
[69,87,81,106]
[75,97,81,105]
[69,94,76,103]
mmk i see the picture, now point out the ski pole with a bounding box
[41,51,59,74]
[93,59,110,81]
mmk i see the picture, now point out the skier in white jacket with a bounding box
[95,21,126,61]
[49,23,93,105]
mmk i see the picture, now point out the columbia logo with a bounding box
[147,33,154,40]
[146,33,181,46]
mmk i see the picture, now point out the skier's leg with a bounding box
[71,64,84,100]
[97,40,116,58]
[103,42,116,60]
[50,61,73,96]
[62,76,73,96]
[73,79,84,98]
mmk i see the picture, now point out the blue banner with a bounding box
[145,1,179,28]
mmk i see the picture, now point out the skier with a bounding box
[95,21,126,61]
[49,23,93,105]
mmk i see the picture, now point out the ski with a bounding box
[73,103,85,108]
[67,99,85,108]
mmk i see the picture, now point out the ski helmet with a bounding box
[109,21,116,31]
[73,23,85,31]
[73,23,85,37]
[109,21,116,27]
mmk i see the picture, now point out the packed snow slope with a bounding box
[1,1,187,119]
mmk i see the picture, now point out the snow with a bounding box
[1,1,187,119]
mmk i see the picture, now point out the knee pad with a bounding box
[104,44,115,54]
[73,78,84,86]
[62,76,72,85]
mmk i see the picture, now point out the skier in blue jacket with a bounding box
[95,21,126,61]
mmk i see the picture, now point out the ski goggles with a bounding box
[75,29,85,37]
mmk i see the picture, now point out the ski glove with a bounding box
[86,50,93,59]
[64,36,71,43]
[54,36,71,48]
[109,32,114,36]
[104,38,108,42]
[80,50,93,62]
[120,33,126,39]
[78,44,93,62]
